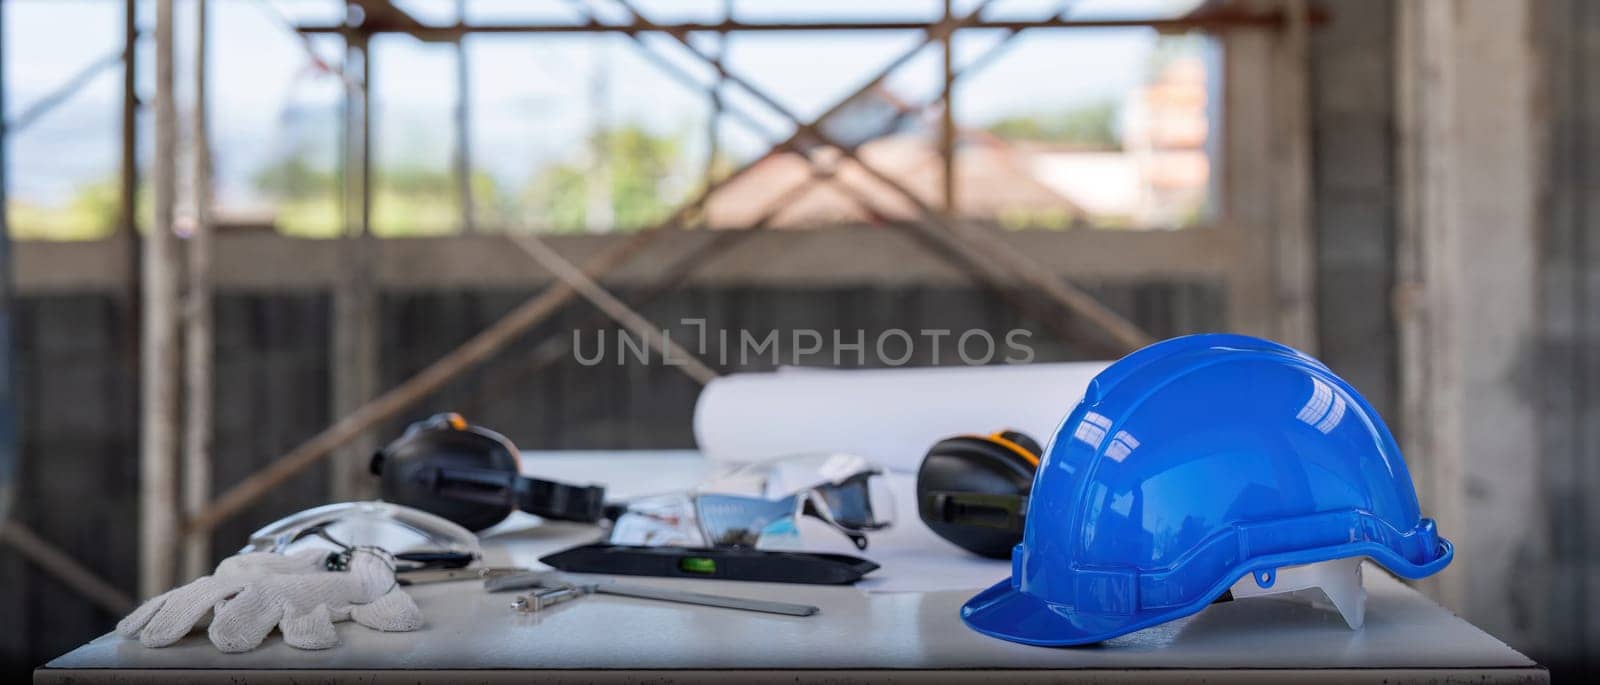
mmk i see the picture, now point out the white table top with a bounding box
[38,451,1545,684]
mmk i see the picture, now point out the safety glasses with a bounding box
[609,454,895,550]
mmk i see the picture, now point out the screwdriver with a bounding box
[510,584,587,613]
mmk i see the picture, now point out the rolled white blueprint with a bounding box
[692,362,1108,472]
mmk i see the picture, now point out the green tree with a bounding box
[253,150,340,236]
[253,150,503,237]
[986,100,1121,150]
[253,154,336,200]
[7,178,124,241]
[523,125,684,232]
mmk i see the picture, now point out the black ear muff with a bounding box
[916,430,1040,559]
[370,413,605,532]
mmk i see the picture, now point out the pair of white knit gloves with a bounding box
[117,548,423,653]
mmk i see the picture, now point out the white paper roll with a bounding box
[692,362,1108,472]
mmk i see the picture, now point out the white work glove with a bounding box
[117,548,423,652]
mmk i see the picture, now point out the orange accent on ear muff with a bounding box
[983,431,1041,468]
[445,413,468,431]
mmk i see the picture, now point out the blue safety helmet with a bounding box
[961,333,1452,646]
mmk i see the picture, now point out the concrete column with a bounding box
[140,0,182,599]
[330,34,380,502]
[1220,0,1317,350]
[1395,0,1547,648]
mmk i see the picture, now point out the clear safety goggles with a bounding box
[608,453,895,551]
[242,501,482,569]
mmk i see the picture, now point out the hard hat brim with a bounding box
[961,536,1455,647]
[960,576,1181,647]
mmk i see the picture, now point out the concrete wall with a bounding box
[1538,0,1600,676]
[1309,0,1596,676]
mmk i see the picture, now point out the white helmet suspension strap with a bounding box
[1227,556,1367,629]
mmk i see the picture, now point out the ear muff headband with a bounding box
[440,412,469,431]
[980,431,1040,468]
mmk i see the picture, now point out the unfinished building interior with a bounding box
[0,0,1596,679]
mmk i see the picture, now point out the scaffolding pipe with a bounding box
[1,523,135,614]
[454,0,474,233]
[330,33,380,502]
[120,0,138,239]
[4,47,127,134]
[0,0,13,528]
[297,14,1286,39]
[181,0,215,581]
[939,0,956,214]
[119,0,141,405]
[699,1,728,225]
[818,177,1095,353]
[140,0,182,599]
[510,234,719,386]
[459,175,833,418]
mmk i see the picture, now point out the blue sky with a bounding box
[4,0,1198,206]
